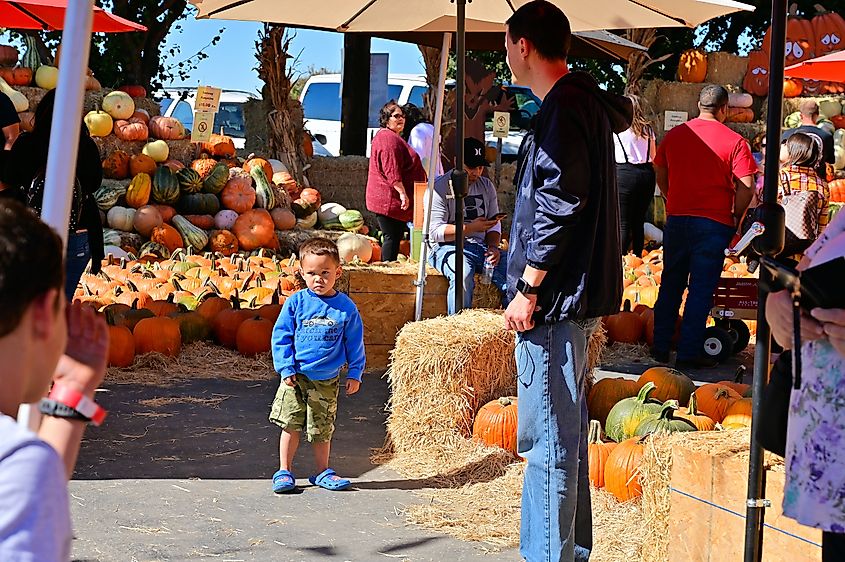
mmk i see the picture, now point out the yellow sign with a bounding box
[190,111,215,143]
[492,111,510,139]
[195,86,222,112]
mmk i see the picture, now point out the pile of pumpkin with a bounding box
[587,367,752,502]
[94,136,376,260]
[77,249,304,367]
[85,90,182,146]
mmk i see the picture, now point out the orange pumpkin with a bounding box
[243,157,273,181]
[299,187,322,208]
[196,296,231,322]
[201,134,236,158]
[742,50,770,97]
[144,299,180,317]
[812,4,845,56]
[676,393,716,431]
[783,78,804,98]
[604,300,644,344]
[764,8,815,66]
[369,241,382,263]
[472,396,519,457]
[270,207,296,231]
[107,324,135,367]
[113,119,149,141]
[587,377,640,428]
[150,223,184,253]
[191,156,218,179]
[721,397,753,428]
[11,66,32,86]
[678,49,707,83]
[604,437,645,502]
[18,111,34,133]
[235,316,274,356]
[725,107,754,123]
[694,384,741,423]
[102,150,130,180]
[129,109,150,124]
[588,419,617,488]
[149,115,184,140]
[636,366,696,404]
[209,229,239,256]
[232,209,275,251]
[212,306,251,349]
[129,153,157,176]
[153,204,177,224]
[257,303,283,322]
[133,317,181,357]
[184,214,215,230]
[221,174,256,214]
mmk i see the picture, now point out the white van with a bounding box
[156,87,256,150]
[299,74,429,156]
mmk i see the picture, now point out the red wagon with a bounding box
[706,276,758,361]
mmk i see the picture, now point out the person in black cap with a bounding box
[427,137,508,314]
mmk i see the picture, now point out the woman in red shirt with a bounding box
[366,101,426,261]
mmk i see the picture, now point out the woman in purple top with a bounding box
[366,101,426,261]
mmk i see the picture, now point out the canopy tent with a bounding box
[785,49,845,82]
[0,0,146,32]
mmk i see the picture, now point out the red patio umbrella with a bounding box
[0,0,146,32]
[786,49,845,82]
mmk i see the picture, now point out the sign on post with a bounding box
[492,111,510,139]
[664,110,689,131]
[191,110,215,143]
[195,86,222,112]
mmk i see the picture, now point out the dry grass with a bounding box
[137,395,231,409]
[106,341,274,385]
[600,341,653,366]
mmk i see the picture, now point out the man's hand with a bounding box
[504,292,538,333]
[765,290,823,349]
[811,308,845,357]
[346,378,361,396]
[54,303,108,398]
[465,218,498,234]
[485,245,501,266]
[283,374,297,387]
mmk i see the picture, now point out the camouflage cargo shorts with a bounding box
[269,375,340,442]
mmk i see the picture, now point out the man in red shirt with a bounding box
[651,85,756,369]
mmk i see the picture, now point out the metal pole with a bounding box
[452,0,467,313]
[744,1,788,560]
[495,137,503,189]
[18,0,94,432]
[414,32,451,321]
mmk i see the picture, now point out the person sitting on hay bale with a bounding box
[269,237,365,493]
[503,2,632,560]
[0,199,109,560]
[427,137,508,314]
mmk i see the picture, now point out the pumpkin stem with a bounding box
[687,392,700,414]
[230,291,241,310]
[588,419,604,444]
[130,297,139,310]
[172,278,183,292]
[659,400,680,419]
[497,396,513,406]
[734,365,746,383]
[622,299,633,312]
[637,381,657,403]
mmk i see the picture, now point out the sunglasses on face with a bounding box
[391,112,405,119]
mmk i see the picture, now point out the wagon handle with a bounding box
[726,222,765,257]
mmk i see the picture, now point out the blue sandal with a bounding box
[308,468,351,491]
[272,469,296,493]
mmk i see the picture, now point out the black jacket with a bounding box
[2,132,104,272]
[507,72,632,324]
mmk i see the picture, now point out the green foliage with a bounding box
[290,65,336,100]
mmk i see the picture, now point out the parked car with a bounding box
[156,87,255,150]
[483,84,542,163]
[299,73,429,157]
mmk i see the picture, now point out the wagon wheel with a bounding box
[715,319,751,354]
[702,326,733,363]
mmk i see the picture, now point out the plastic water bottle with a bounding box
[481,257,494,285]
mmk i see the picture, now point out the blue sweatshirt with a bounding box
[272,289,366,381]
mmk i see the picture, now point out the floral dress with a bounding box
[783,210,845,532]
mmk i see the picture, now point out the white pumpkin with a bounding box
[318,202,347,226]
[106,206,135,232]
[214,209,239,230]
[337,232,373,263]
[296,211,318,230]
[728,92,753,108]
[142,140,169,163]
[84,110,113,137]
[268,158,288,174]
[34,65,58,90]
[835,145,845,170]
[820,99,843,119]
[102,91,135,120]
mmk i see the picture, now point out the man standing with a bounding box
[782,99,835,181]
[651,85,756,368]
[503,2,632,560]
[428,137,507,314]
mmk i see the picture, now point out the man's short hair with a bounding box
[506,0,571,62]
[799,99,820,118]
[0,199,63,337]
[299,237,340,265]
[699,85,729,110]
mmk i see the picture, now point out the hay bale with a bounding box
[726,122,765,142]
[705,52,748,87]
[91,137,195,163]
[18,86,160,116]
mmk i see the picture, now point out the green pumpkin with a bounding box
[139,240,171,259]
[605,381,663,442]
[177,168,204,194]
[202,163,229,195]
[179,192,221,215]
[634,401,698,436]
[339,209,365,231]
[168,310,210,343]
[93,184,126,211]
[152,166,180,205]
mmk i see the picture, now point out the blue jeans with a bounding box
[652,216,735,361]
[428,241,508,315]
[65,232,90,301]
[517,319,596,562]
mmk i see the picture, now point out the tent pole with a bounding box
[744,0,788,560]
[414,32,451,321]
[17,0,94,432]
[452,0,467,312]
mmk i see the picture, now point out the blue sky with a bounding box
[162,16,426,94]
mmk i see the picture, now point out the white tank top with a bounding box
[614,128,651,165]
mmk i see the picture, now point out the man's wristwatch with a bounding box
[516,277,539,296]
[44,383,108,426]
[39,399,90,422]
